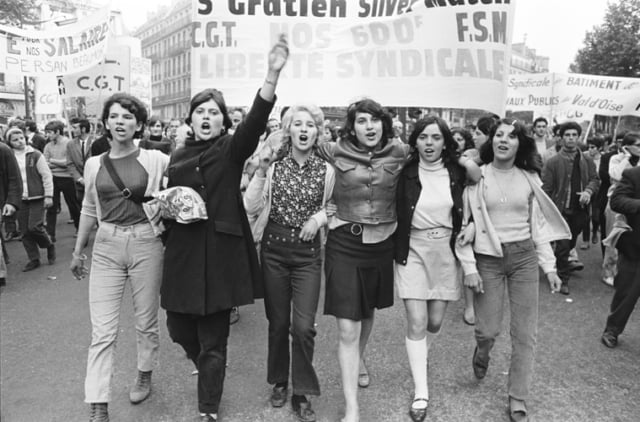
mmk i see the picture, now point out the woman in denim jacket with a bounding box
[463,118,570,422]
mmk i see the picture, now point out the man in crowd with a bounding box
[532,117,551,157]
[542,121,600,295]
[167,117,181,151]
[601,157,640,348]
[25,120,47,152]
[67,117,94,205]
[0,141,23,287]
[43,120,81,242]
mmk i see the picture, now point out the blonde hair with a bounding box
[280,103,325,150]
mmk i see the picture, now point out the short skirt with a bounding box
[394,228,461,301]
[323,224,394,320]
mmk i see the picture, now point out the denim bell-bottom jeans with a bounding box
[84,222,163,403]
[473,239,539,402]
[261,221,322,396]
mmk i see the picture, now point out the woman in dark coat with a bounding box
[160,35,289,422]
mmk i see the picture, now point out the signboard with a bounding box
[506,72,640,122]
[0,6,111,76]
[59,45,130,98]
[34,76,63,115]
[191,0,516,112]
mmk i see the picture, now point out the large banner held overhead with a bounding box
[191,0,516,111]
[0,6,111,76]
[506,72,640,122]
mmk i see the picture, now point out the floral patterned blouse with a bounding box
[269,152,326,228]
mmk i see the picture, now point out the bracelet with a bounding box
[264,79,277,86]
[72,252,87,260]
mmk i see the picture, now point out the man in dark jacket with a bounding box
[542,121,600,295]
[0,141,23,286]
[602,160,640,348]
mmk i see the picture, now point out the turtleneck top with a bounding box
[411,158,453,230]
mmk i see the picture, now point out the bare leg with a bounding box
[358,311,374,377]
[337,317,361,422]
[463,287,475,325]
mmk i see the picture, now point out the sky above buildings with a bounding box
[101,0,609,73]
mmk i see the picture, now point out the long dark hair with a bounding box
[343,98,393,149]
[408,116,459,166]
[480,118,541,174]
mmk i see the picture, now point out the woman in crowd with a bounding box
[394,117,480,421]
[244,104,335,422]
[160,35,289,422]
[451,125,477,325]
[138,116,172,154]
[5,127,55,272]
[70,93,170,422]
[468,115,499,165]
[316,98,410,422]
[464,118,569,422]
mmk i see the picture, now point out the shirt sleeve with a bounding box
[36,154,54,197]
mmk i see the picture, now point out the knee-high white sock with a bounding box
[406,336,428,401]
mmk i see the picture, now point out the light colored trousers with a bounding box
[84,222,163,403]
[473,239,539,401]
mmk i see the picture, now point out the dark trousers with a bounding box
[17,199,52,262]
[46,176,80,239]
[261,221,322,396]
[556,209,589,282]
[605,246,640,335]
[166,309,231,414]
[75,181,85,205]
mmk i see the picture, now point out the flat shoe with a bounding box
[358,361,370,388]
[270,385,288,408]
[409,398,428,422]
[463,313,475,326]
[292,399,316,422]
[509,398,528,422]
[472,346,488,379]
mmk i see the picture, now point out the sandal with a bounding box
[409,398,428,422]
[509,397,528,422]
[358,360,370,388]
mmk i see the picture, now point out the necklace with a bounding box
[490,164,515,204]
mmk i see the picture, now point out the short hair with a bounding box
[533,117,548,127]
[70,117,90,133]
[621,132,640,147]
[586,137,604,149]
[451,127,474,151]
[475,115,499,136]
[480,118,541,174]
[186,88,232,131]
[559,121,582,137]
[44,120,65,135]
[343,98,393,149]
[8,119,25,130]
[552,124,562,136]
[148,116,165,129]
[101,93,148,139]
[408,116,460,166]
[25,120,38,133]
[281,103,325,151]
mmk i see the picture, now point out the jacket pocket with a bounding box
[383,163,402,175]
[214,220,243,236]
[334,160,357,173]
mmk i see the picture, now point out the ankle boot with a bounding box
[89,403,109,422]
[129,370,152,404]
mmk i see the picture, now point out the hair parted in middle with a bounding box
[343,98,393,149]
[479,117,542,175]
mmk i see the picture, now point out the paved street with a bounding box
[1,211,639,422]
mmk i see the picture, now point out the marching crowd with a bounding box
[1,35,640,422]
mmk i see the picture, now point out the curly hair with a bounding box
[101,93,148,140]
[342,98,393,149]
[479,118,541,174]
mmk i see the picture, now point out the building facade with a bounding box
[134,0,191,121]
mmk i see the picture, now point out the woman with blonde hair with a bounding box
[244,103,334,422]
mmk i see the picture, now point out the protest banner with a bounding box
[34,76,63,115]
[130,56,152,114]
[0,6,111,76]
[191,0,516,112]
[506,72,640,123]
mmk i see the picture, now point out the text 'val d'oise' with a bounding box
[194,0,510,81]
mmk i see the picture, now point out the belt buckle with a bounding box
[350,223,363,236]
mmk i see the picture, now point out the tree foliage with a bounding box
[0,0,40,27]
[570,0,640,77]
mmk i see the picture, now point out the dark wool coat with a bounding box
[610,166,640,260]
[394,159,466,264]
[0,142,23,209]
[160,93,273,315]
